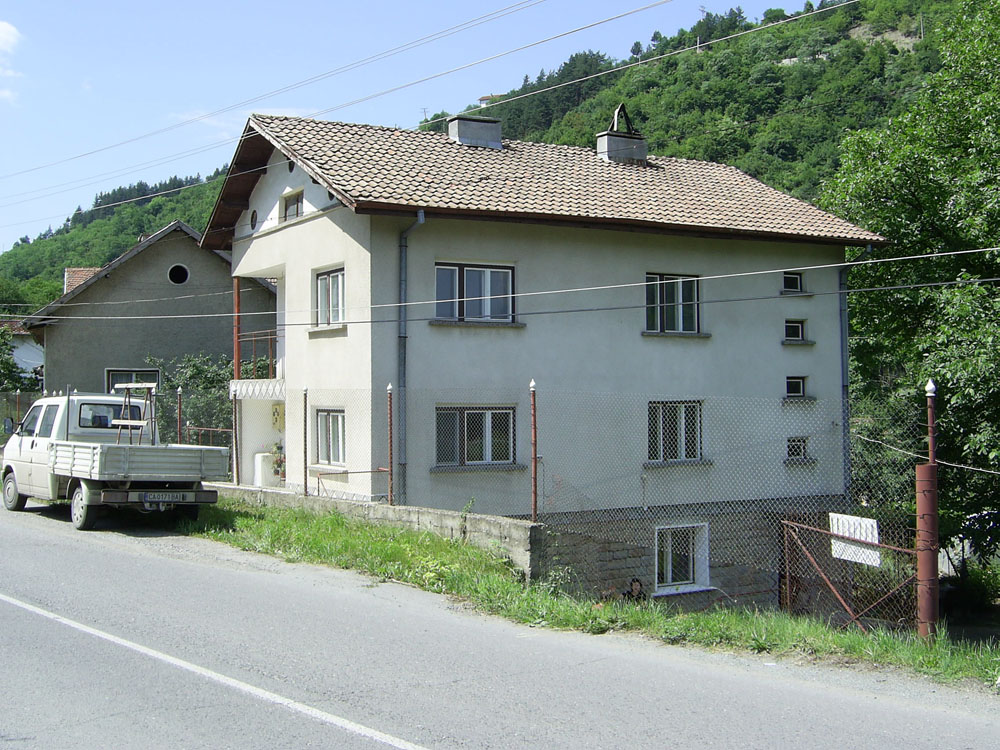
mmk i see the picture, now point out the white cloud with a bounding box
[0,66,21,78]
[0,89,16,104]
[0,21,20,55]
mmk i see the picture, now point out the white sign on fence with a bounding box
[829,513,882,568]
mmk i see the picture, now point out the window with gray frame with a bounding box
[106,369,160,393]
[648,400,702,461]
[435,264,513,322]
[282,191,304,222]
[316,409,345,465]
[316,268,344,326]
[435,407,514,465]
[645,274,699,333]
[655,524,709,591]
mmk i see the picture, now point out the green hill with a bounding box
[423,0,954,202]
[0,169,225,312]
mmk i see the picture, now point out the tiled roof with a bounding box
[248,114,884,245]
[64,267,100,294]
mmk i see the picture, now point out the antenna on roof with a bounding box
[610,104,639,135]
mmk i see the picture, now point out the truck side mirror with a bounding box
[3,417,14,434]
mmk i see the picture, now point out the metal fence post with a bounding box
[916,378,939,639]
[387,383,394,506]
[303,388,309,496]
[530,378,538,523]
[176,387,183,445]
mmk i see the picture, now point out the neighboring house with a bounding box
[0,321,43,386]
[203,111,884,598]
[23,220,276,394]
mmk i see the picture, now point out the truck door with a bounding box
[26,405,59,498]
[8,405,42,495]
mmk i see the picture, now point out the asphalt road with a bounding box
[2,501,998,749]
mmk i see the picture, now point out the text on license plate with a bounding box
[143,492,183,503]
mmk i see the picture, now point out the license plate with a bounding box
[143,492,184,503]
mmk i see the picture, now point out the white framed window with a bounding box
[787,436,808,459]
[648,401,702,462]
[282,191,304,222]
[785,376,806,398]
[315,268,344,326]
[646,274,699,333]
[435,407,514,465]
[316,409,345,465]
[782,272,803,293]
[434,264,513,322]
[784,319,805,341]
[655,524,710,593]
[106,368,160,393]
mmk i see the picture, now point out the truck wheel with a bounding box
[2,473,26,512]
[70,486,97,531]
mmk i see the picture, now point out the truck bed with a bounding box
[49,441,230,482]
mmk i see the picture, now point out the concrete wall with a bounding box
[42,229,274,393]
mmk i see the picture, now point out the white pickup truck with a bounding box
[1,392,229,530]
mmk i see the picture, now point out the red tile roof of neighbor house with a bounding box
[213,114,883,247]
[63,267,100,294]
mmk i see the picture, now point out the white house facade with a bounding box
[205,112,884,599]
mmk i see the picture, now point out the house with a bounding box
[203,111,884,599]
[23,220,276,394]
[0,321,43,387]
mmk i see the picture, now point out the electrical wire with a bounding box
[0,1,549,184]
[853,434,1000,477]
[2,0,867,233]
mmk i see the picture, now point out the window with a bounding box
[168,264,189,285]
[435,407,514,465]
[784,319,805,341]
[656,524,709,592]
[315,269,344,326]
[648,401,702,462]
[787,437,808,460]
[435,264,513,322]
[782,272,803,293]
[250,210,258,230]
[36,406,57,438]
[785,376,806,398]
[646,274,699,333]
[106,369,160,393]
[79,403,142,429]
[20,405,42,435]
[316,410,345,465]
[282,191,304,222]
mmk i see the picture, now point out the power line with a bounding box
[3,0,865,232]
[418,0,862,128]
[0,0,668,215]
[0,1,549,183]
[12,253,1000,324]
[853,434,1000,477]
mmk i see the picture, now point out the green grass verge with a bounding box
[186,499,1000,689]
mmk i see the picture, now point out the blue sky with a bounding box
[0,0,788,255]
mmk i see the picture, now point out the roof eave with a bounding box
[353,202,887,247]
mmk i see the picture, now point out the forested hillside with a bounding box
[423,0,953,202]
[0,169,224,310]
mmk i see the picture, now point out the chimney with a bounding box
[447,114,502,149]
[596,103,647,165]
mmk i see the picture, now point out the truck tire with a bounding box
[2,473,26,512]
[70,485,97,531]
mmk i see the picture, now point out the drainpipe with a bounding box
[838,244,869,501]
[397,210,425,504]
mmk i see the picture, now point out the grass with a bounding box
[184,499,1000,690]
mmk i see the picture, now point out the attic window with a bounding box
[168,264,190,285]
[250,210,258,230]
[282,192,304,222]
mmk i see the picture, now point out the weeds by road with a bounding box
[186,499,1000,690]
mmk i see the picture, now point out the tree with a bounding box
[0,328,37,391]
[823,0,1000,557]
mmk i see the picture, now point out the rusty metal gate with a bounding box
[781,517,917,631]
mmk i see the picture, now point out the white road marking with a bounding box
[0,591,428,750]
